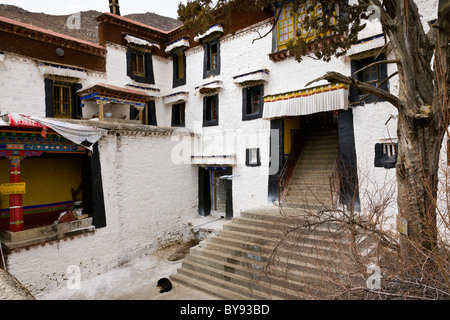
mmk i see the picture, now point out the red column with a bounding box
[8,156,24,232]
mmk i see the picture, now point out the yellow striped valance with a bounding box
[263,83,349,119]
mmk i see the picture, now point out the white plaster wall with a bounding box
[6,132,198,295]
[0,54,46,116]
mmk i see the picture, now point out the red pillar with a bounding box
[8,156,24,232]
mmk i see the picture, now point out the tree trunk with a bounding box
[396,109,444,260]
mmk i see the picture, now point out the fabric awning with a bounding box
[163,92,189,105]
[262,83,349,119]
[346,34,385,56]
[194,24,224,42]
[195,80,223,95]
[165,37,190,54]
[124,34,160,50]
[38,63,87,79]
[0,113,106,152]
[233,69,270,85]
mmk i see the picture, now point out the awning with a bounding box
[194,24,224,42]
[0,113,106,152]
[38,63,87,79]
[165,37,190,54]
[262,83,349,119]
[195,80,223,95]
[78,83,155,108]
[124,34,160,50]
[346,34,385,56]
[163,92,189,105]
[233,69,270,86]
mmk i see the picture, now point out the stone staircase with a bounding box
[170,207,353,300]
[283,127,339,210]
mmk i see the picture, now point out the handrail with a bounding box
[277,135,307,204]
[329,156,340,209]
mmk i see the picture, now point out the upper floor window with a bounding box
[203,39,220,78]
[350,53,389,104]
[242,84,264,121]
[275,0,336,51]
[172,102,186,127]
[173,51,186,88]
[203,94,219,127]
[126,47,155,84]
[44,79,82,119]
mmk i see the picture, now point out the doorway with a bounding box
[198,166,233,220]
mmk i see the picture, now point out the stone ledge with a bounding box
[1,218,95,252]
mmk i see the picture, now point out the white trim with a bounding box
[233,69,270,85]
[124,34,160,50]
[165,38,190,53]
[163,92,189,105]
[194,24,224,42]
[347,35,385,56]
[38,63,87,79]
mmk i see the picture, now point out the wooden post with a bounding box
[8,156,24,232]
[96,100,105,121]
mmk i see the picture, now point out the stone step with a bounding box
[186,247,335,293]
[170,272,250,300]
[198,236,345,270]
[177,258,306,299]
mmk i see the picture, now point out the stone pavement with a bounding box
[36,212,227,300]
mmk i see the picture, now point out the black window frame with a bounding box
[203,94,219,127]
[171,102,186,127]
[350,53,389,105]
[374,142,398,169]
[126,47,155,85]
[44,78,82,119]
[173,51,187,88]
[242,84,264,121]
[246,148,261,167]
[203,39,221,79]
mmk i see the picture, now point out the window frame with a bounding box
[374,142,397,169]
[275,0,336,51]
[173,50,187,88]
[242,84,264,121]
[350,52,389,104]
[246,148,261,167]
[126,47,155,84]
[171,102,186,127]
[203,39,221,78]
[203,94,219,127]
[44,79,82,119]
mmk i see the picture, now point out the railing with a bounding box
[329,156,341,209]
[277,137,307,204]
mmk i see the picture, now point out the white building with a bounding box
[0,0,441,295]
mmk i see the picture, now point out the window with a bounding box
[173,51,186,88]
[126,47,155,84]
[350,53,389,104]
[203,39,220,78]
[242,85,264,121]
[172,103,185,127]
[276,0,335,51]
[246,148,261,167]
[374,142,397,169]
[131,49,146,77]
[203,95,219,127]
[52,83,72,119]
[44,79,82,119]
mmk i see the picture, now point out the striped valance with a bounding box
[262,83,349,119]
[346,34,385,56]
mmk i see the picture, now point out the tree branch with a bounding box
[305,71,399,108]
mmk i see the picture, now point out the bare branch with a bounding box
[353,59,399,76]
[305,71,399,107]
